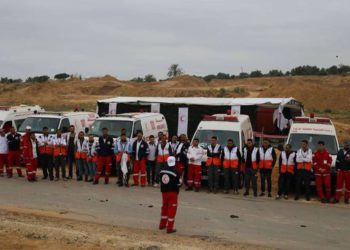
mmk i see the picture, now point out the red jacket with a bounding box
[312,150,332,175]
[21,134,38,160]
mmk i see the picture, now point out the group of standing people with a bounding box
[1,125,350,205]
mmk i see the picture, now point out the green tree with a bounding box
[250,70,263,77]
[167,64,184,78]
[144,74,157,82]
[54,73,70,80]
[203,74,216,82]
[268,69,284,77]
[131,77,144,82]
[326,65,338,75]
[291,65,320,75]
[239,72,249,78]
[216,72,231,80]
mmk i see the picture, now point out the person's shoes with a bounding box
[223,190,229,194]
[185,187,193,191]
[117,182,123,187]
[77,177,82,181]
[63,178,68,181]
[159,226,166,230]
[234,190,239,195]
[104,179,109,185]
[268,193,272,198]
[50,178,54,181]
[284,195,289,200]
[259,192,265,197]
[243,192,249,197]
[321,198,327,203]
[153,183,159,188]
[213,189,217,194]
[125,183,129,188]
[54,177,59,181]
[345,200,349,204]
[68,176,72,179]
[88,178,93,182]
[194,188,199,192]
[84,176,88,182]
[208,189,212,193]
[42,176,48,180]
[141,185,146,188]
[254,193,258,197]
[167,229,177,234]
[294,196,299,201]
[18,174,24,178]
[306,197,310,201]
[93,180,99,185]
[275,195,281,200]
[131,183,139,187]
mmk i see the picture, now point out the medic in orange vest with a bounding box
[242,139,260,197]
[221,139,242,194]
[52,129,68,181]
[312,141,332,203]
[276,144,296,200]
[155,135,173,186]
[259,139,276,197]
[295,140,313,201]
[206,136,222,193]
[37,126,54,181]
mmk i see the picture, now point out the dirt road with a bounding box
[0,176,349,250]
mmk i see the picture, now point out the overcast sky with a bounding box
[1,0,349,80]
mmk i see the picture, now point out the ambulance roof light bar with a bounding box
[203,115,238,122]
[294,114,331,124]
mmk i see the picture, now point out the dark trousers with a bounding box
[278,173,293,196]
[207,165,220,191]
[67,154,75,178]
[147,160,156,185]
[260,169,272,193]
[245,168,257,195]
[295,169,312,198]
[54,155,66,179]
[155,162,166,184]
[40,154,53,179]
[224,168,239,191]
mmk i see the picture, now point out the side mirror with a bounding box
[85,127,89,134]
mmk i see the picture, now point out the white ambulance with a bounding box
[0,105,45,132]
[192,114,254,162]
[18,112,98,136]
[88,112,168,140]
[286,114,339,167]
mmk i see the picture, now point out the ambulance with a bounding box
[286,114,339,167]
[0,105,45,132]
[18,112,98,136]
[88,112,168,141]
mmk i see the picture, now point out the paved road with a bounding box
[0,176,349,250]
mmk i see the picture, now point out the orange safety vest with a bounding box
[259,147,274,169]
[280,151,296,174]
[296,149,313,171]
[87,156,98,162]
[243,147,258,170]
[223,146,239,169]
[75,139,87,160]
[157,143,170,163]
[206,144,221,167]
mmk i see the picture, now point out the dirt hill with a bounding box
[1,74,349,141]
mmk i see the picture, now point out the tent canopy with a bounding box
[98,97,302,109]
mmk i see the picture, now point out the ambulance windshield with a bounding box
[288,133,339,155]
[18,117,60,134]
[90,120,133,138]
[194,130,240,149]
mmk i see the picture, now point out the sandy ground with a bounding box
[0,207,264,250]
[0,175,349,250]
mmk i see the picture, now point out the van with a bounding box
[192,114,254,182]
[286,114,339,167]
[88,112,168,140]
[193,114,254,155]
[0,105,45,132]
[18,112,98,136]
